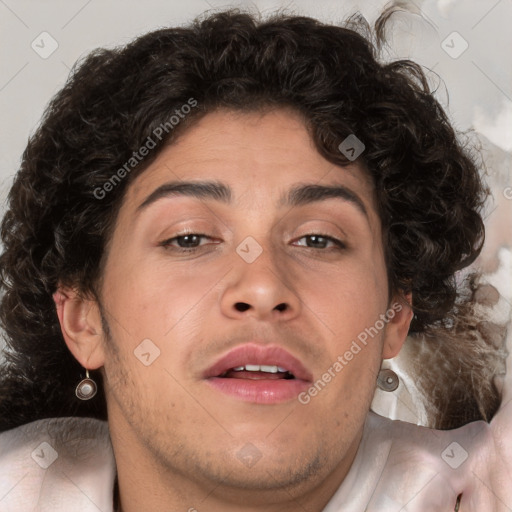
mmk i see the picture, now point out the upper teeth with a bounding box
[232,365,289,373]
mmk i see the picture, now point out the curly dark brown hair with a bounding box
[0,9,502,432]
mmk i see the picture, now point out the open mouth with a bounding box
[204,344,312,404]
[218,364,296,380]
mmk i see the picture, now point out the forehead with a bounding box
[122,108,376,217]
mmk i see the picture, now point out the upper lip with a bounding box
[203,343,314,382]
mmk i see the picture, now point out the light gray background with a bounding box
[1,0,511,424]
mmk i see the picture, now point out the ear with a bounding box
[53,286,106,370]
[381,292,413,359]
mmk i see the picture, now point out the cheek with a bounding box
[301,249,388,395]
[303,254,388,336]
[102,253,220,338]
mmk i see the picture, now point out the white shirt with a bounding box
[1,397,511,512]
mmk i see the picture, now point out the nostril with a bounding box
[233,302,289,313]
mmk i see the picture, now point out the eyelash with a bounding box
[294,234,346,250]
[158,233,346,252]
[159,233,215,252]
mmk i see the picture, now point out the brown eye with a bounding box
[294,234,345,249]
[160,233,211,250]
[174,234,203,248]
[304,235,329,248]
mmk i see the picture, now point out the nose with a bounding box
[220,245,302,322]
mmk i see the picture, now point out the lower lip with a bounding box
[206,377,311,404]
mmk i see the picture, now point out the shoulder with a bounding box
[0,416,115,512]
[366,411,510,511]
[325,411,511,511]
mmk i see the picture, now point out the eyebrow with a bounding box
[283,183,368,217]
[136,180,367,218]
[137,181,231,212]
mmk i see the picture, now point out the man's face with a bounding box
[95,109,403,493]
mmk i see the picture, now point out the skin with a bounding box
[55,109,412,512]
